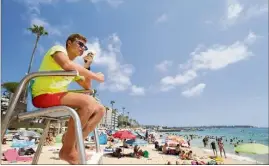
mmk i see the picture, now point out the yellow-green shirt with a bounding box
[31,45,76,98]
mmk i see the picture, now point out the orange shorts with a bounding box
[32,92,67,108]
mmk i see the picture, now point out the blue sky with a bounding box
[2,0,268,127]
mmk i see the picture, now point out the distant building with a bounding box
[98,107,119,129]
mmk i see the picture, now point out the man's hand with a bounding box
[96,72,105,82]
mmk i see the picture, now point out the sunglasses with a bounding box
[75,40,88,51]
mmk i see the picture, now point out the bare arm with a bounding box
[76,77,92,90]
[52,51,104,82]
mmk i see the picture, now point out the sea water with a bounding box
[168,128,268,164]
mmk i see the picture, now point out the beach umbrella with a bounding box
[235,143,268,164]
[17,130,41,138]
[136,131,145,137]
[113,131,136,140]
[235,143,269,154]
[166,140,178,147]
[131,131,139,136]
[112,130,131,137]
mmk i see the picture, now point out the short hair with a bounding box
[66,33,87,48]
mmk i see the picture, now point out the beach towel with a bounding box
[3,149,33,163]
[11,139,35,148]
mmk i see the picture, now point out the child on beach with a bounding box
[31,34,105,164]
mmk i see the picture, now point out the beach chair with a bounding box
[1,70,103,164]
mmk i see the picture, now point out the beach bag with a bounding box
[143,150,149,158]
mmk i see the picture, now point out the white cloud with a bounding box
[31,17,62,36]
[155,60,173,72]
[17,0,67,37]
[227,0,243,20]
[156,13,168,24]
[181,83,206,97]
[75,34,144,94]
[221,0,268,28]
[90,0,124,8]
[17,0,56,15]
[160,85,175,92]
[244,3,268,20]
[160,32,257,92]
[190,42,253,71]
[161,70,197,86]
[244,31,258,45]
[130,85,145,96]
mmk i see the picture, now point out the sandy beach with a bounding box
[1,141,254,165]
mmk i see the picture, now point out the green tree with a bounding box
[1,82,20,94]
[92,89,98,97]
[27,25,48,74]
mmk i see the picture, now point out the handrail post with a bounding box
[1,70,78,141]
[1,74,32,140]
[94,128,101,153]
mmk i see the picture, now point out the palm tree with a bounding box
[110,101,115,109]
[27,24,48,74]
[127,111,130,127]
[92,89,98,97]
[122,107,125,127]
[1,82,20,94]
[110,101,115,129]
[104,106,110,128]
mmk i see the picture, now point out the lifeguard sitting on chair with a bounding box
[31,33,105,164]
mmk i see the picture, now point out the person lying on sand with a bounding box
[133,145,141,158]
[112,148,123,158]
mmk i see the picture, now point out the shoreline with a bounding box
[163,129,269,164]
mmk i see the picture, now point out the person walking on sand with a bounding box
[31,33,105,164]
[210,141,217,156]
[218,138,227,158]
